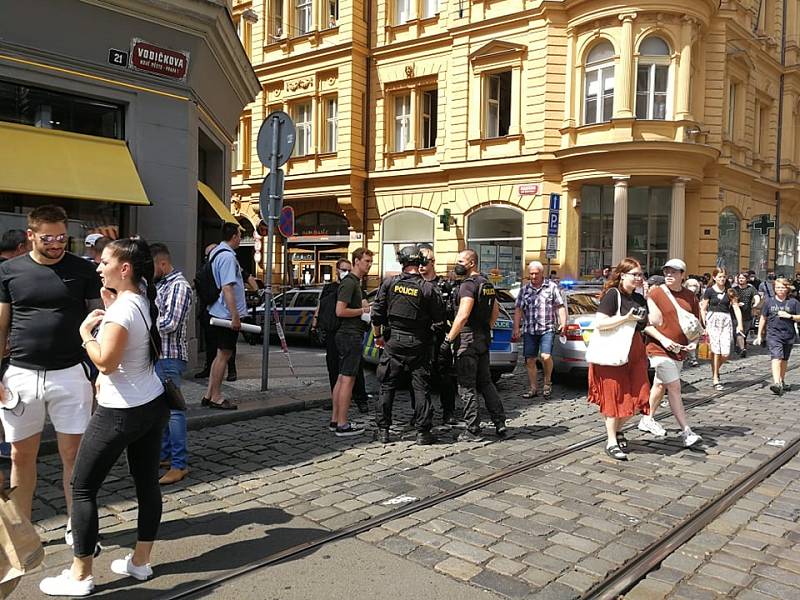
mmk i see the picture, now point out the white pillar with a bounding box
[669,178,689,260]
[612,177,629,264]
[675,17,695,121]
[614,14,636,119]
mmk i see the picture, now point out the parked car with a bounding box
[244,286,323,345]
[551,284,604,380]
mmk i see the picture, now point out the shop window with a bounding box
[421,89,438,149]
[718,209,741,274]
[382,210,434,276]
[292,102,313,156]
[268,0,284,40]
[635,36,670,120]
[777,224,796,276]
[485,71,511,138]
[584,42,615,125]
[0,80,123,139]
[324,97,338,153]
[327,0,338,27]
[627,186,670,275]
[394,0,412,24]
[749,215,771,279]
[295,211,349,236]
[295,0,313,35]
[393,93,412,152]
[467,206,523,287]
[579,185,614,276]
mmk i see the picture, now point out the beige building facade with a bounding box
[233,0,800,287]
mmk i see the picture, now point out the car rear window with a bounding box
[567,293,600,315]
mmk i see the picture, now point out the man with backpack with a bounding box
[312,259,369,414]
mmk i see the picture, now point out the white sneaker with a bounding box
[638,415,666,437]
[681,427,702,447]
[39,569,94,596]
[111,553,153,581]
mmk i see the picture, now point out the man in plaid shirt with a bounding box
[150,243,193,485]
[512,261,567,400]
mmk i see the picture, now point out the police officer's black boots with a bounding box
[416,430,436,445]
[495,422,508,438]
[378,429,390,443]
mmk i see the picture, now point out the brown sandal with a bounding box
[208,399,237,410]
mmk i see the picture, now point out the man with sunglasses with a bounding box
[0,205,101,544]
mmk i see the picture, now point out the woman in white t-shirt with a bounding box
[40,238,168,597]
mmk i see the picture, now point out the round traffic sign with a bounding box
[258,170,285,220]
[256,111,295,168]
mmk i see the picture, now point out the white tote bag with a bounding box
[585,288,637,366]
[660,285,703,341]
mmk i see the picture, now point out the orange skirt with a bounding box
[588,332,651,418]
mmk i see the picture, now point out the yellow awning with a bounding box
[0,121,150,205]
[197,181,238,224]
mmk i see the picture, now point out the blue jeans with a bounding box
[523,331,555,358]
[156,359,188,469]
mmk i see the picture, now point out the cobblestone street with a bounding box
[9,347,800,599]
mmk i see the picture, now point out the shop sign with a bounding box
[130,39,189,81]
[349,231,363,241]
[518,184,540,196]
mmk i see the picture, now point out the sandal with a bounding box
[522,389,538,399]
[542,383,552,400]
[208,399,237,410]
[616,432,628,451]
[605,445,628,461]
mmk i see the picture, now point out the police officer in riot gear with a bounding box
[442,249,507,441]
[371,245,445,445]
[418,247,459,426]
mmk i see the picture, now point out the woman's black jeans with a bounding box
[70,395,169,558]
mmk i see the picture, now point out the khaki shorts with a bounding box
[649,355,683,385]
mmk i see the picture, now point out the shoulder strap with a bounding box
[660,284,683,313]
[614,288,622,316]
[132,299,161,360]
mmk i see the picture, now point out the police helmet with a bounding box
[397,245,429,267]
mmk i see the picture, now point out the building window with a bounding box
[584,42,615,125]
[777,224,796,276]
[627,187,671,275]
[268,0,284,41]
[382,210,434,277]
[422,0,438,18]
[467,206,523,287]
[232,125,240,171]
[327,0,338,27]
[579,185,614,276]
[324,97,338,153]
[756,103,769,157]
[394,94,411,152]
[421,89,438,149]
[293,102,312,156]
[727,82,737,138]
[635,36,670,120]
[718,209,741,274]
[395,0,412,24]
[296,0,313,35]
[486,71,511,138]
[749,215,771,279]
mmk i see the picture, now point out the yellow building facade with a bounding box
[232,0,800,288]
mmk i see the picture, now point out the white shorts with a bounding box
[0,364,93,443]
[649,355,683,386]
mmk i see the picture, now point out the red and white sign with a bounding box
[518,184,540,196]
[130,39,189,81]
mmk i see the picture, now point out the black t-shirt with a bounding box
[733,284,757,320]
[456,275,494,335]
[0,253,101,370]
[762,297,800,342]
[597,287,648,332]
[336,273,366,334]
[703,286,733,313]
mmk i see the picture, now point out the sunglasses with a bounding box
[38,234,68,245]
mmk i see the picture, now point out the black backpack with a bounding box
[316,282,340,337]
[194,248,233,308]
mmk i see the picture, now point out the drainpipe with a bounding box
[774,0,787,269]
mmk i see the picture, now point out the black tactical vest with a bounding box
[388,273,425,332]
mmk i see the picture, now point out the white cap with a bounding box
[663,258,686,272]
[84,233,103,247]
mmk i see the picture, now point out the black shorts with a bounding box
[212,324,240,351]
[768,338,793,361]
[335,331,363,377]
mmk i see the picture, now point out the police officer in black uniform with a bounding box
[371,245,444,445]
[442,248,507,441]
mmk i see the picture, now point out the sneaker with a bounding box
[638,415,666,437]
[378,429,390,443]
[39,570,94,597]
[740,349,747,358]
[328,421,337,432]
[690,359,699,367]
[782,381,792,392]
[681,427,702,447]
[226,370,238,382]
[495,423,508,438]
[335,422,364,437]
[416,431,436,445]
[111,553,153,581]
[770,383,784,396]
[457,430,483,442]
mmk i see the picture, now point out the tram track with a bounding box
[158,367,793,600]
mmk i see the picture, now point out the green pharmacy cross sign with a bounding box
[750,214,776,236]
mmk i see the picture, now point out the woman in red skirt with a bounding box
[588,258,651,460]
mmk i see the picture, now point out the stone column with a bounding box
[563,28,576,128]
[612,177,630,264]
[675,17,695,121]
[669,178,689,260]
[614,13,636,119]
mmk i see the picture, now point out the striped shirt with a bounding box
[515,280,564,334]
[155,269,193,361]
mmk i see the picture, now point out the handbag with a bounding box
[585,288,637,366]
[0,488,44,586]
[133,304,187,411]
[660,284,703,341]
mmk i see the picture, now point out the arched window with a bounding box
[382,210,434,276]
[635,36,670,120]
[717,209,740,273]
[584,41,615,125]
[777,224,797,276]
[467,206,523,287]
[749,215,771,279]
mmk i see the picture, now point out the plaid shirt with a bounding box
[155,269,193,361]
[515,280,564,334]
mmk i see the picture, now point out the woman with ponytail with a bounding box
[40,238,168,597]
[699,267,744,391]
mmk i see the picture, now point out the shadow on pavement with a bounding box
[629,425,752,456]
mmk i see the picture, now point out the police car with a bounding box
[244,287,323,345]
[550,282,602,379]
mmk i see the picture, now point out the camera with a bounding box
[631,306,647,319]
